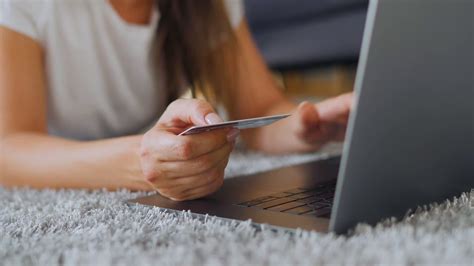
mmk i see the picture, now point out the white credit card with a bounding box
[179,114,291,136]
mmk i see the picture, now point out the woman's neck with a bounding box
[108,0,155,25]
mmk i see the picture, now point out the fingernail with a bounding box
[205,113,224,125]
[227,128,240,142]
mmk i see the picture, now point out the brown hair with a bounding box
[156,0,239,111]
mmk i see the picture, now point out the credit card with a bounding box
[179,114,291,136]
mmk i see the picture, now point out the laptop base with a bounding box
[129,157,340,232]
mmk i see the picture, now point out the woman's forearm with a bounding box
[0,133,151,190]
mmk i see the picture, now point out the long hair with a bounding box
[156,0,239,111]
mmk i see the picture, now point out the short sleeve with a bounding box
[224,0,244,28]
[0,0,44,42]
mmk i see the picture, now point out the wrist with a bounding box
[121,135,152,191]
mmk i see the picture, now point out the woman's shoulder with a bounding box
[0,0,95,43]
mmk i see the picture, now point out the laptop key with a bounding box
[270,192,293,198]
[289,193,314,200]
[306,202,331,210]
[283,205,314,215]
[297,196,327,204]
[255,197,298,209]
[296,197,316,204]
[304,189,329,197]
[236,182,337,216]
[305,207,332,217]
[285,188,311,194]
[266,201,307,212]
[319,193,335,200]
[238,196,277,207]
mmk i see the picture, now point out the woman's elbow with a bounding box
[0,138,9,187]
[0,136,22,188]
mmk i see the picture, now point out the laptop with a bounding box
[130,0,474,234]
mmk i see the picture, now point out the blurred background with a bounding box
[244,0,368,101]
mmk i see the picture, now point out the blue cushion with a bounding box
[245,0,368,29]
[244,0,368,69]
[252,9,367,69]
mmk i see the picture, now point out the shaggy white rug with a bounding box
[1,144,473,265]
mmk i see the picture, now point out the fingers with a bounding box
[298,101,319,126]
[156,156,228,201]
[158,99,223,128]
[316,92,353,124]
[177,174,224,201]
[294,101,325,141]
[153,142,233,179]
[139,98,235,200]
[294,94,352,147]
[174,161,226,201]
[141,127,233,162]
[173,129,234,160]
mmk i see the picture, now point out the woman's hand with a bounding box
[292,92,353,151]
[139,99,239,201]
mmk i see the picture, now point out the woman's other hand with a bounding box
[292,92,353,151]
[139,99,239,201]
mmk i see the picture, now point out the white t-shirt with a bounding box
[0,0,243,140]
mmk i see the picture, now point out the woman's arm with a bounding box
[0,27,235,199]
[1,133,146,190]
[0,26,147,190]
[229,21,352,154]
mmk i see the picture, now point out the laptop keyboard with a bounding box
[237,180,336,218]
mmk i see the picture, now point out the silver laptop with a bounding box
[130,0,474,234]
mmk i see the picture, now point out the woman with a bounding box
[0,0,352,201]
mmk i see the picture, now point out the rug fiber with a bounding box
[1,145,473,265]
